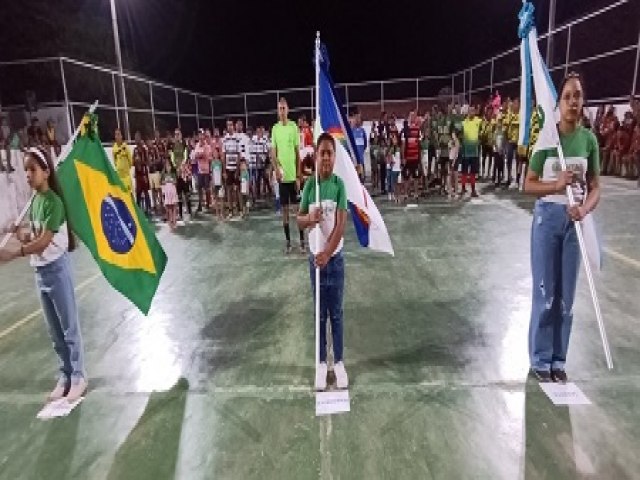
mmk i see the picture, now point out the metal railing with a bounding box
[0,0,637,145]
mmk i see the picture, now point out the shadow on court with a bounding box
[106,377,190,480]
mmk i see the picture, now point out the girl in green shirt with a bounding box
[524,73,601,383]
[0,147,87,402]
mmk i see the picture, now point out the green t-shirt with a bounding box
[530,126,600,204]
[29,189,68,266]
[171,141,187,170]
[437,116,453,156]
[271,120,300,182]
[300,174,348,256]
[453,115,465,140]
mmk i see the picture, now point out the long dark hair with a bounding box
[25,147,77,252]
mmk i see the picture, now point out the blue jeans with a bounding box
[35,253,86,382]
[309,252,345,363]
[387,170,399,194]
[529,201,581,371]
[506,142,517,181]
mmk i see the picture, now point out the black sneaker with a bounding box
[551,369,568,384]
[531,369,552,382]
[471,191,479,198]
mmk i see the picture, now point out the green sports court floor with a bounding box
[1,176,639,480]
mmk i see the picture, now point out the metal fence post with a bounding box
[633,29,640,97]
[150,82,156,133]
[469,69,473,105]
[210,97,214,130]
[244,94,248,127]
[381,82,384,112]
[58,58,73,141]
[564,25,572,75]
[451,75,455,105]
[175,89,180,129]
[490,59,494,94]
[195,94,199,130]
[462,71,466,105]
[112,73,120,130]
[345,85,349,114]
[416,78,419,112]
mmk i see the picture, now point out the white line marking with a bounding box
[0,272,101,341]
[604,248,640,270]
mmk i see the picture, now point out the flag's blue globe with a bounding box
[100,195,137,254]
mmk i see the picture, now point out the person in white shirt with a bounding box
[222,120,241,217]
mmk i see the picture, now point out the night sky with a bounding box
[0,0,618,96]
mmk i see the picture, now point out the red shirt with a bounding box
[600,114,619,149]
[301,126,313,148]
[404,123,422,163]
[628,130,640,154]
[614,128,631,154]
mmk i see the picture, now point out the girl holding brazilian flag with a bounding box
[0,109,167,404]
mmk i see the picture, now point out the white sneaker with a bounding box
[66,377,88,402]
[315,362,328,391]
[47,378,69,402]
[334,361,349,389]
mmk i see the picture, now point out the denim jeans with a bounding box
[309,252,345,363]
[506,142,517,181]
[35,253,86,382]
[529,201,580,371]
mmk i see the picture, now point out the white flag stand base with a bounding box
[316,390,350,416]
[539,383,591,406]
[37,397,85,420]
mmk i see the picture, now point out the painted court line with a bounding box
[0,272,101,341]
[604,248,640,270]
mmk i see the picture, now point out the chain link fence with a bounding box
[0,0,637,145]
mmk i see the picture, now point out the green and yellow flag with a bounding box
[57,114,167,314]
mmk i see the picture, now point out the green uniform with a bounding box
[29,189,68,266]
[437,116,453,157]
[300,174,348,256]
[530,126,600,204]
[271,120,300,182]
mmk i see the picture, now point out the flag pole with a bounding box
[0,101,99,249]
[519,0,612,369]
[556,144,613,369]
[314,32,321,371]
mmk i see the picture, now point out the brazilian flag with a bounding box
[57,114,167,314]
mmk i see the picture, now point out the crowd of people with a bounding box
[107,100,316,237]
[367,93,640,203]
[3,94,639,237]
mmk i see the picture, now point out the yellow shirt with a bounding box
[113,142,133,192]
[480,118,496,145]
[506,111,520,144]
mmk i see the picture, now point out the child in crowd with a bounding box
[239,159,250,218]
[387,133,402,202]
[211,153,224,221]
[162,157,178,230]
[493,119,506,187]
[448,130,460,200]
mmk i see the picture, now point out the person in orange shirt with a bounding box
[622,123,640,181]
[599,106,619,175]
